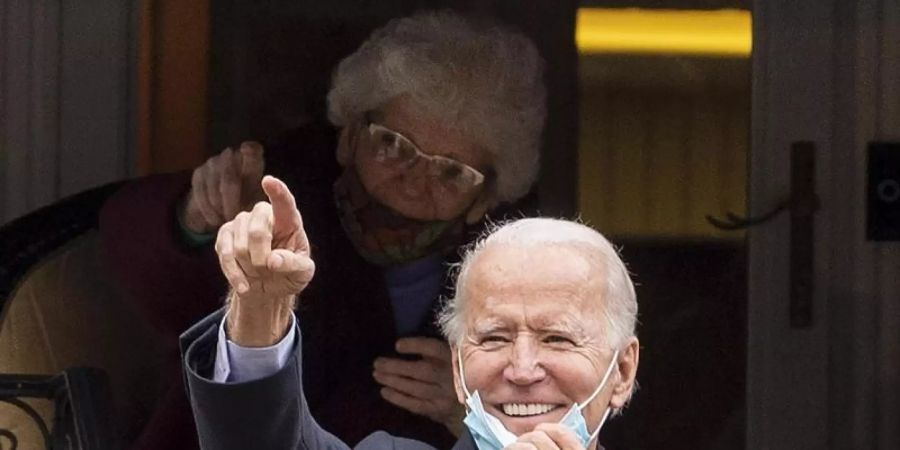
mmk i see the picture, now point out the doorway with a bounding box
[576,5,751,449]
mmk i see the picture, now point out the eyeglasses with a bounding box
[363,119,486,196]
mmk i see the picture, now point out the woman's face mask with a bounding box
[333,166,465,267]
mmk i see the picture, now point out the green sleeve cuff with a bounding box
[179,223,216,247]
[176,202,216,247]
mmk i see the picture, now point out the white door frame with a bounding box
[749,0,900,448]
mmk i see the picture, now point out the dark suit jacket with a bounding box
[181,309,478,450]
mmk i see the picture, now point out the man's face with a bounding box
[337,97,492,222]
[452,243,637,437]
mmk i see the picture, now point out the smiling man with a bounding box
[440,219,639,450]
[181,175,639,450]
[441,219,639,450]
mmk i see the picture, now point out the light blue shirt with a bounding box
[213,313,296,383]
[383,254,445,336]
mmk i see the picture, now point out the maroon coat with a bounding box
[100,122,457,449]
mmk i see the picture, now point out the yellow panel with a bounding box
[576,8,752,57]
[578,89,748,241]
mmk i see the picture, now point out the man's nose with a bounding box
[503,338,546,385]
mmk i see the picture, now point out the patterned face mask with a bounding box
[333,166,465,267]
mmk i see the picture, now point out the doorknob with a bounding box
[706,142,819,328]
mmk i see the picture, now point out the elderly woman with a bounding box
[180,187,641,450]
[100,10,546,450]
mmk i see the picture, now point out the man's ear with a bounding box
[451,345,467,405]
[465,191,497,224]
[609,337,640,409]
[336,126,353,167]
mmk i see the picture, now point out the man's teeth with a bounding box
[501,403,556,416]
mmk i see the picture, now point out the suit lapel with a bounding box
[450,429,477,450]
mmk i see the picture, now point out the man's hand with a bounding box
[373,337,466,437]
[504,424,585,450]
[181,142,266,234]
[215,176,314,347]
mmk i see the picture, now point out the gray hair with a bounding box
[326,10,546,203]
[438,218,638,350]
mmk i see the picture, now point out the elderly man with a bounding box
[101,10,546,449]
[181,176,640,450]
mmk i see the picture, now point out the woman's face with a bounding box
[338,97,493,222]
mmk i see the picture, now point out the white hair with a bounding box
[438,218,638,350]
[326,10,546,203]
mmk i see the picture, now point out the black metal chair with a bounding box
[0,181,151,450]
[0,368,112,449]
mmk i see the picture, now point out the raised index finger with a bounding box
[261,176,308,252]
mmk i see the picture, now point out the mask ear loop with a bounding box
[589,408,613,443]
[457,345,473,400]
[578,349,620,411]
[578,349,620,442]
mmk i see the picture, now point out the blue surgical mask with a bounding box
[463,390,518,450]
[457,346,620,450]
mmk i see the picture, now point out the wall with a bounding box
[1,0,137,224]
[829,0,900,447]
[749,0,900,448]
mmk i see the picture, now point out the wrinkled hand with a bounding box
[215,176,315,347]
[373,337,466,437]
[181,142,266,234]
[504,424,585,450]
